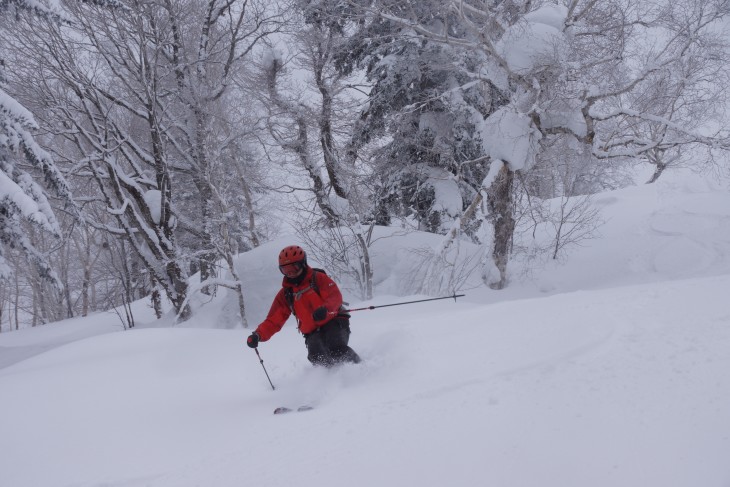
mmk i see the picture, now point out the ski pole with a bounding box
[344,293,465,312]
[254,348,275,391]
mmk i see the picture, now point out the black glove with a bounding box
[312,306,328,322]
[246,332,260,348]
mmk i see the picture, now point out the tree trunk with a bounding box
[646,161,667,184]
[81,263,91,317]
[356,232,373,300]
[239,175,260,248]
[167,261,191,320]
[15,272,20,330]
[487,164,516,290]
[81,233,93,317]
[151,287,163,320]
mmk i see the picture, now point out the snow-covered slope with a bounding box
[1,170,729,487]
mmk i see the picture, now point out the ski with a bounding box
[273,405,314,415]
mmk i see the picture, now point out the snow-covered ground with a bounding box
[1,169,730,487]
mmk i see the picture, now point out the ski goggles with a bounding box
[279,262,303,277]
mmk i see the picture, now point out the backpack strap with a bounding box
[284,287,295,315]
[284,269,321,317]
[311,269,320,295]
[283,268,350,319]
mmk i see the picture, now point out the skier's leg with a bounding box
[321,318,361,365]
[304,329,333,366]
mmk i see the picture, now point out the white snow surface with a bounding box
[2,169,730,487]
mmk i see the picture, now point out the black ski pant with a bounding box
[304,317,361,367]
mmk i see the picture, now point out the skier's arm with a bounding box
[255,289,292,341]
[312,272,343,323]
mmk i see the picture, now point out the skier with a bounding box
[246,245,361,367]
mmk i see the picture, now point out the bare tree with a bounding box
[3,0,285,322]
[256,9,375,299]
[154,0,285,294]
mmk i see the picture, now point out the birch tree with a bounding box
[4,0,284,321]
[257,2,375,298]
[151,0,284,295]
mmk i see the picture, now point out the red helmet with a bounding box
[278,245,306,266]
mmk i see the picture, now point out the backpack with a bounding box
[283,268,350,319]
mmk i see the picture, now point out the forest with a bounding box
[1,0,728,330]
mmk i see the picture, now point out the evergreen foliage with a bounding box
[335,0,500,235]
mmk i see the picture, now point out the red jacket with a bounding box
[255,267,343,341]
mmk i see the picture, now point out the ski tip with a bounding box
[273,405,314,415]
